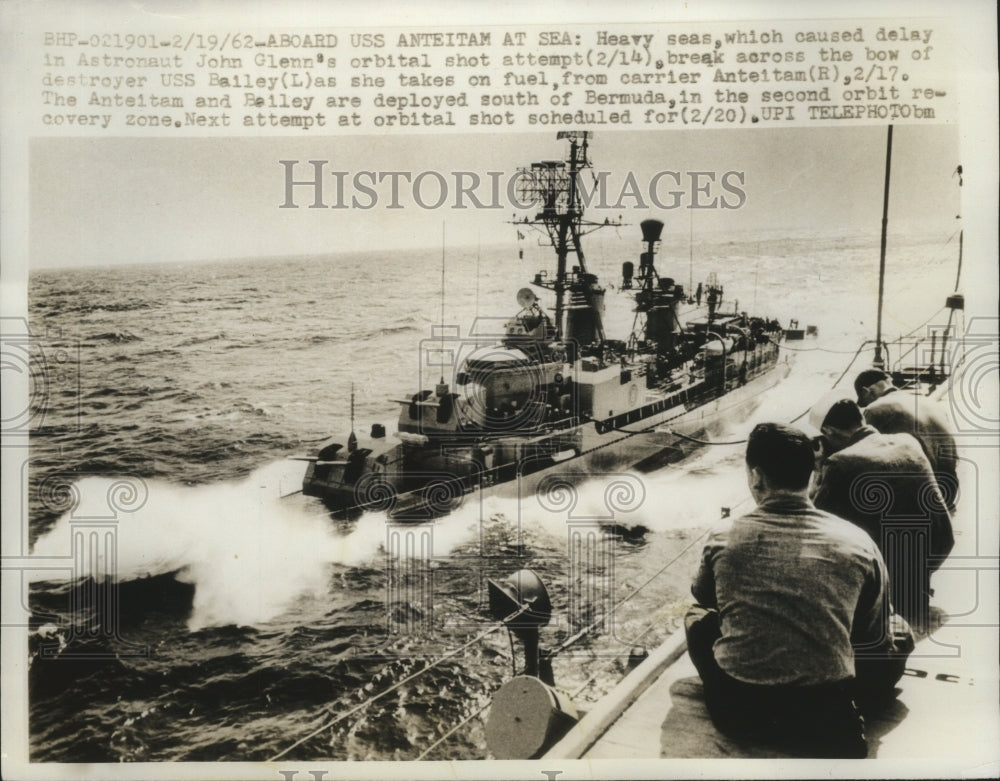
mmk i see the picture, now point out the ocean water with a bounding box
[25,229,960,761]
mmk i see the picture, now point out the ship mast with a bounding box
[873,124,893,369]
[871,126,963,383]
[515,131,620,346]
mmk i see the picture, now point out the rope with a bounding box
[776,342,869,354]
[565,501,753,700]
[277,316,965,754]
[277,480,749,759]
[418,522,723,758]
[667,430,748,447]
[565,606,669,700]
[903,306,948,338]
[659,341,870,445]
[778,340,876,427]
[267,604,529,761]
[564,600,674,700]
[546,526,714,659]
[830,340,878,390]
[416,696,494,760]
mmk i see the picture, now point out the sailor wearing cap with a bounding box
[854,369,960,511]
[807,391,954,628]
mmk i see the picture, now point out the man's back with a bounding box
[813,428,951,546]
[695,496,885,686]
[685,422,906,758]
[812,427,954,623]
[864,390,959,507]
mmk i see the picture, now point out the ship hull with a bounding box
[299,134,795,523]
[304,357,791,522]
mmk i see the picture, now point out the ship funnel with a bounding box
[640,219,664,244]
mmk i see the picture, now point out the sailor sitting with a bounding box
[685,423,911,758]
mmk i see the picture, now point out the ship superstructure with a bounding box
[299,132,787,518]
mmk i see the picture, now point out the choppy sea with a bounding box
[25,229,960,761]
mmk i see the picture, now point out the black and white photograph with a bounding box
[2,2,997,779]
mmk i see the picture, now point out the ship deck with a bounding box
[543,450,999,772]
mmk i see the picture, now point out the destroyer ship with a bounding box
[298,131,792,518]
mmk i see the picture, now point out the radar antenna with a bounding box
[512,131,621,348]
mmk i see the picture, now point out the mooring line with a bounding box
[267,604,529,761]
[418,522,723,759]
[546,526,714,660]
[416,697,495,761]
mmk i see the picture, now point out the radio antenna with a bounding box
[347,382,357,452]
[440,222,446,385]
[753,241,761,312]
[688,208,694,294]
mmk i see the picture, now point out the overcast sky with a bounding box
[30,124,960,269]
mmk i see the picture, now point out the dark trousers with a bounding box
[684,606,867,759]
[853,611,913,712]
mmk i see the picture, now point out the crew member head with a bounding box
[745,422,815,504]
[809,393,865,454]
[854,368,895,408]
